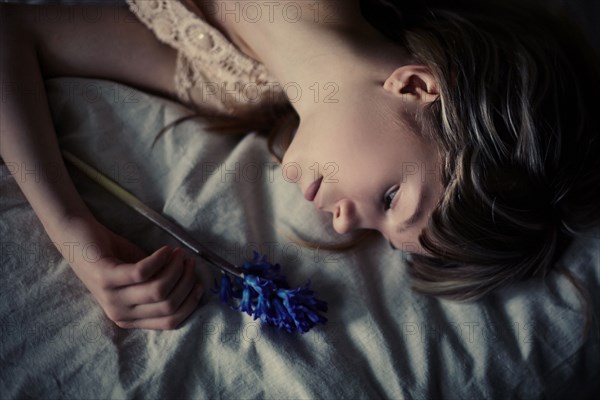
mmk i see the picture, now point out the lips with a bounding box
[304,176,323,202]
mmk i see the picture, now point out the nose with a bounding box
[332,199,360,234]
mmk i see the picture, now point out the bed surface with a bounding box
[1,1,599,399]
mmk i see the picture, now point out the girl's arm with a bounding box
[0,3,203,330]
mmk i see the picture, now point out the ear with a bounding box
[383,65,439,103]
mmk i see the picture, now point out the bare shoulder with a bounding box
[0,2,180,103]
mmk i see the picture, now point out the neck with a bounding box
[196,0,413,115]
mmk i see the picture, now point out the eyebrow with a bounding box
[396,185,428,234]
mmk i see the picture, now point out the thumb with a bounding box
[100,245,175,288]
[127,245,174,283]
[147,245,174,265]
[136,246,173,275]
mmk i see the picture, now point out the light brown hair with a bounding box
[360,0,600,338]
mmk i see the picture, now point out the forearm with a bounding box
[1,1,179,236]
[0,9,96,236]
[0,5,205,330]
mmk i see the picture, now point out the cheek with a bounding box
[281,125,313,165]
[282,124,341,167]
[282,113,398,178]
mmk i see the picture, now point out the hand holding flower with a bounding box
[61,151,328,334]
[48,216,204,330]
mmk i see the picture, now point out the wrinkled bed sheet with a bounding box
[0,75,598,399]
[1,1,600,399]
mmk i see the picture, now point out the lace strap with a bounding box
[125,0,281,112]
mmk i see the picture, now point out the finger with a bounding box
[105,245,174,288]
[113,234,147,264]
[115,280,204,330]
[115,248,186,305]
[125,257,197,319]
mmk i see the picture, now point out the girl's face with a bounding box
[282,76,444,255]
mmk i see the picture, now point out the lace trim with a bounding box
[125,0,283,112]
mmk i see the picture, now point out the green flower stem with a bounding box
[61,149,244,279]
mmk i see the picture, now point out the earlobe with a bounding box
[384,65,439,103]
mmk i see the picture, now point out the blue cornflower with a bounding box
[213,252,328,334]
[254,293,272,324]
[271,297,295,333]
[242,251,288,285]
[239,285,253,316]
[278,284,328,333]
[217,273,233,304]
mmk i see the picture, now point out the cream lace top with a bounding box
[125,0,285,114]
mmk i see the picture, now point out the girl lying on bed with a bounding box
[1,0,599,331]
